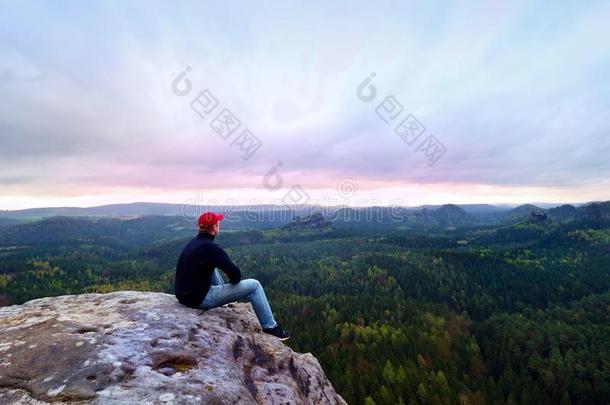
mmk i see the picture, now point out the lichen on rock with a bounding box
[0,291,346,404]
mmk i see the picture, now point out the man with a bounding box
[175,211,290,340]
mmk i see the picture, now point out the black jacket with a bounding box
[174,233,242,307]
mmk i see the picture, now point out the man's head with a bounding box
[197,212,224,236]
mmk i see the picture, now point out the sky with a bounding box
[1,0,610,209]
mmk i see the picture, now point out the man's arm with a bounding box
[214,245,242,284]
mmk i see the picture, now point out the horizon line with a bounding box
[2,199,604,213]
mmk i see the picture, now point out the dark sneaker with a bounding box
[262,325,290,341]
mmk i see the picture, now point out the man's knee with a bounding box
[241,278,261,295]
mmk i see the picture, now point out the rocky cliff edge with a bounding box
[0,291,346,405]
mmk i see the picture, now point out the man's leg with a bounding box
[209,269,231,307]
[210,268,225,285]
[198,279,277,329]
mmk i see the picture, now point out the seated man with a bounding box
[174,211,290,340]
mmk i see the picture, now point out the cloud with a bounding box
[0,0,609,208]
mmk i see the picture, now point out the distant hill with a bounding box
[547,204,578,222]
[0,215,195,248]
[434,204,468,224]
[0,202,511,220]
[585,201,610,220]
[501,201,610,224]
[0,202,169,218]
[282,213,332,231]
[2,201,609,230]
[0,218,22,227]
[457,204,511,214]
[508,204,543,216]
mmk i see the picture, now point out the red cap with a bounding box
[197,212,225,227]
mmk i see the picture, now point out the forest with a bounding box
[0,207,609,404]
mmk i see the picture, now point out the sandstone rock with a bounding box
[0,291,346,404]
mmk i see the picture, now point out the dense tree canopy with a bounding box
[1,215,609,404]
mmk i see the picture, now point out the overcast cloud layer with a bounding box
[1,1,610,209]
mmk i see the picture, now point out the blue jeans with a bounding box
[198,269,278,329]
